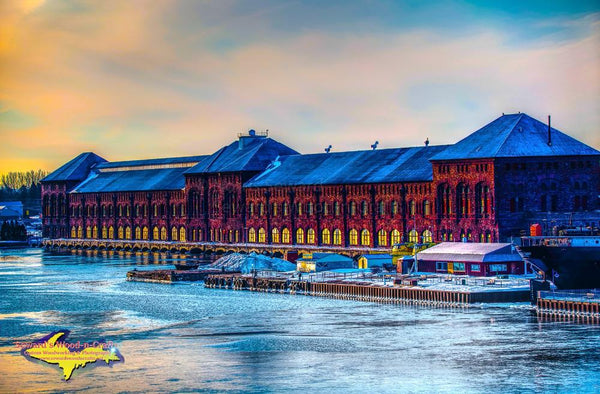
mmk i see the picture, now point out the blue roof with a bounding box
[42,152,107,182]
[432,113,600,160]
[245,145,449,187]
[186,136,298,174]
[96,155,207,169]
[71,167,190,193]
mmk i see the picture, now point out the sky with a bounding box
[1,0,599,174]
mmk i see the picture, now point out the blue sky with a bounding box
[0,0,599,172]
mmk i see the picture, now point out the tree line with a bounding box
[0,170,48,216]
[1,170,48,190]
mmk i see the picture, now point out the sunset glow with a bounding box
[1,0,599,174]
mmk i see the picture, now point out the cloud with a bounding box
[0,1,598,174]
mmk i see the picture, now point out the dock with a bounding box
[536,289,600,322]
[126,269,224,283]
[204,274,530,305]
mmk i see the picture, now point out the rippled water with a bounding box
[0,248,599,393]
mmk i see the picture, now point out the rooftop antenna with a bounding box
[371,141,379,150]
[547,115,552,146]
[324,145,332,153]
[424,137,429,147]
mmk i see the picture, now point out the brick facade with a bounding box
[41,114,600,247]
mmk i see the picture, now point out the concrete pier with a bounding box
[204,274,530,305]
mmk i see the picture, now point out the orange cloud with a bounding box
[0,2,598,175]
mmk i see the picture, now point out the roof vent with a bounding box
[424,138,429,147]
[324,145,332,153]
[371,141,379,150]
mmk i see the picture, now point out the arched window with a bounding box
[93,226,98,239]
[334,201,340,216]
[101,226,107,239]
[258,228,266,243]
[180,227,186,242]
[172,227,178,241]
[378,229,387,246]
[322,202,329,216]
[361,201,368,217]
[391,229,401,245]
[456,183,469,218]
[125,226,131,240]
[349,201,356,216]
[361,229,370,246]
[423,200,431,216]
[135,227,141,240]
[141,227,147,240]
[108,226,114,239]
[307,202,314,216]
[333,229,342,245]
[86,226,92,238]
[408,200,416,216]
[391,201,398,216]
[272,228,280,243]
[349,229,358,245]
[283,202,289,216]
[486,231,492,243]
[307,228,316,244]
[296,228,304,244]
[249,203,255,217]
[160,227,167,241]
[282,228,290,243]
[322,229,331,244]
[118,226,124,239]
[408,229,418,243]
[258,203,265,217]
[153,226,159,240]
[271,203,278,216]
[248,228,256,243]
[296,202,303,215]
[119,206,123,217]
[71,226,76,238]
[422,229,432,243]
[378,201,385,216]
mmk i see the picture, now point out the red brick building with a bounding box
[42,114,600,249]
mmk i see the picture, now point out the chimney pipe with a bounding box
[547,115,552,146]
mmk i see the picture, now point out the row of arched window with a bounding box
[68,203,185,219]
[70,225,187,241]
[247,227,418,246]
[439,229,493,243]
[247,200,420,218]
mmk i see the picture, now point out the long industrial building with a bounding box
[41,113,600,249]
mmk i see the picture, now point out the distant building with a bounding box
[0,201,23,221]
[41,113,600,246]
[296,253,354,272]
[358,254,392,269]
[415,242,524,276]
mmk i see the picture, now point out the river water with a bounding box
[0,248,599,393]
